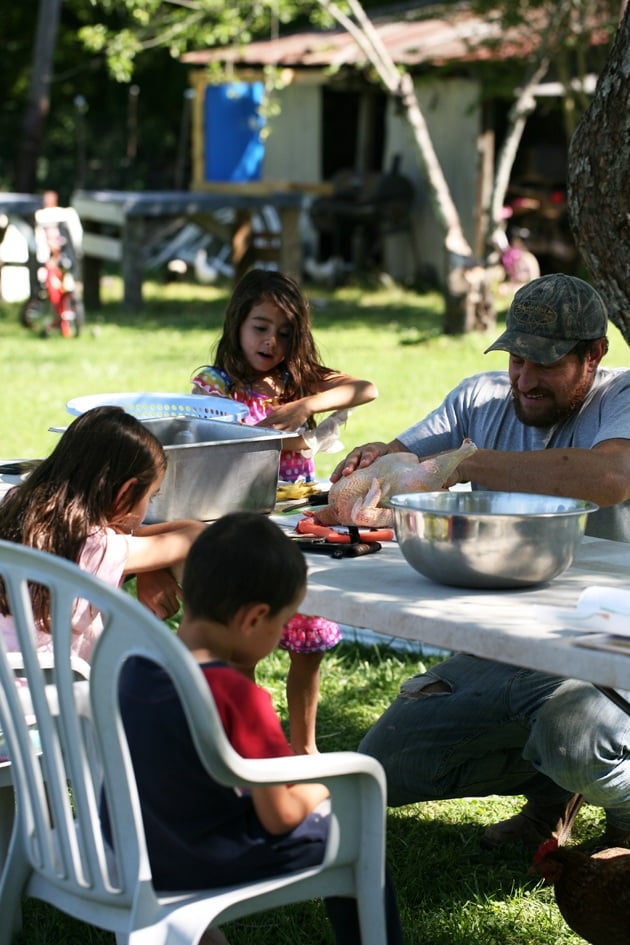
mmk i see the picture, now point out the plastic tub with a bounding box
[66,392,248,423]
[140,417,290,522]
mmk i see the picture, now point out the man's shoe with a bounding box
[480,793,583,850]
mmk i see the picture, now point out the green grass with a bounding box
[2,275,625,944]
[2,276,466,467]
[3,275,627,477]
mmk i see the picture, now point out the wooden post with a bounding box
[232,210,254,282]
[82,255,102,310]
[475,128,495,260]
[121,216,145,311]
[278,205,302,280]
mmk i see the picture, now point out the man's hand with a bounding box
[330,441,395,482]
[135,568,182,620]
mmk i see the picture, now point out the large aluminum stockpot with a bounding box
[141,417,290,523]
[390,490,598,589]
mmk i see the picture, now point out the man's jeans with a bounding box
[359,654,630,831]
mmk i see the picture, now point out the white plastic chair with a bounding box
[0,651,90,863]
[0,540,388,945]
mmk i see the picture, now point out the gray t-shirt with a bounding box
[398,367,630,542]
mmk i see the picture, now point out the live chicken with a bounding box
[531,837,630,945]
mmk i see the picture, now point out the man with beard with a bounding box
[332,273,630,852]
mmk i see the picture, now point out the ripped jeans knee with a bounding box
[399,674,451,698]
[359,657,558,806]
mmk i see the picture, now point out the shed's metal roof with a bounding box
[181,6,604,71]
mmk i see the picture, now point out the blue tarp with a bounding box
[203,82,265,182]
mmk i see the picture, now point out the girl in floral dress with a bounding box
[191,269,377,753]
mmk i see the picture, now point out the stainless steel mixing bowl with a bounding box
[390,491,598,589]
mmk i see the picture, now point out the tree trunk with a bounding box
[488,58,550,244]
[567,1,630,344]
[14,0,63,193]
[321,0,498,333]
[443,260,496,334]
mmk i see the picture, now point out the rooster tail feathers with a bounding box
[531,794,585,867]
[531,793,584,876]
[557,793,585,845]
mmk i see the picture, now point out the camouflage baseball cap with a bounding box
[484,274,608,364]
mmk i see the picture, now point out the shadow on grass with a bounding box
[69,276,449,345]
[0,274,512,354]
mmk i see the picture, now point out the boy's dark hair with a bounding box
[183,512,307,624]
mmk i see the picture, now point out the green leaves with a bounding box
[74,0,302,81]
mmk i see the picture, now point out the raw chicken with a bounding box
[314,439,477,527]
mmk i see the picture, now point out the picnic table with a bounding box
[285,522,630,696]
[0,193,42,218]
[72,186,312,311]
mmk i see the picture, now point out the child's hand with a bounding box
[257,400,312,432]
[135,568,182,620]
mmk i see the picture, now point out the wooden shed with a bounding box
[182,5,609,286]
